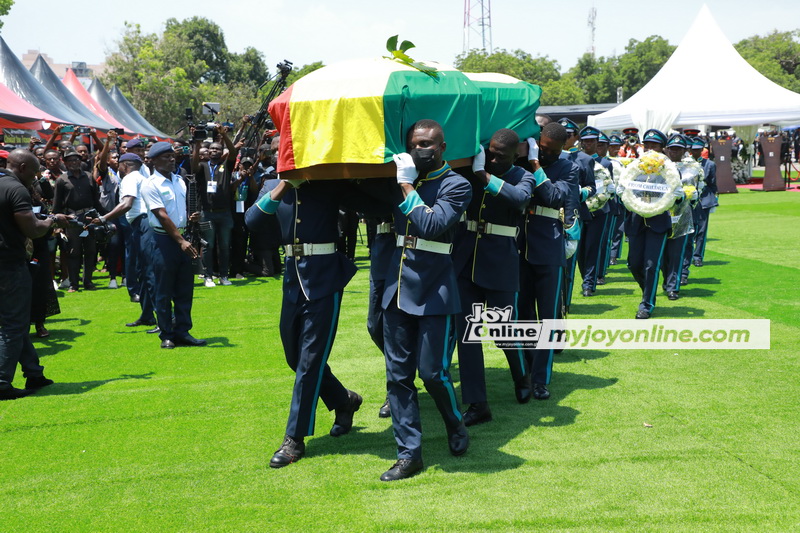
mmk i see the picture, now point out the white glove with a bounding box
[472,145,486,173]
[673,188,685,199]
[526,137,539,162]
[607,183,616,194]
[393,153,418,185]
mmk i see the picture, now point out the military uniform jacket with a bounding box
[246,180,364,304]
[452,166,534,292]
[381,164,472,316]
[561,149,596,221]
[369,216,395,282]
[697,158,718,209]
[521,159,578,268]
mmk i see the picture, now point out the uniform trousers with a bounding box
[151,233,194,341]
[519,262,562,385]
[627,228,668,313]
[608,214,626,261]
[681,232,695,282]
[120,217,140,298]
[563,245,579,311]
[66,225,97,288]
[279,290,349,439]
[0,262,45,389]
[599,213,617,278]
[367,278,386,352]
[578,211,609,292]
[455,277,526,404]
[662,234,691,293]
[693,208,710,262]
[383,299,462,461]
[131,215,156,322]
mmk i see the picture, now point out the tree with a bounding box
[228,47,270,86]
[616,36,676,97]
[735,30,800,93]
[454,48,561,86]
[164,17,229,84]
[541,76,587,106]
[568,53,621,104]
[0,0,13,30]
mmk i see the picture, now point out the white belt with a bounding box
[376,222,393,234]
[396,235,453,255]
[284,242,336,257]
[528,206,560,219]
[466,219,518,238]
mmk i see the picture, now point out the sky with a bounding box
[2,0,799,75]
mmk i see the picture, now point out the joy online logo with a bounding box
[462,304,543,347]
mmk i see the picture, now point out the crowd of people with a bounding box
[0,114,720,481]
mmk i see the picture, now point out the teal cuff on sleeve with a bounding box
[484,175,504,196]
[399,190,426,215]
[580,188,590,202]
[256,191,280,215]
[533,168,548,187]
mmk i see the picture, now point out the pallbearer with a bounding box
[661,134,693,300]
[577,126,611,296]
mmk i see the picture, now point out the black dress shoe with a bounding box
[130,294,140,303]
[147,326,161,334]
[533,383,550,400]
[693,259,703,267]
[378,396,391,418]
[667,291,679,300]
[270,435,305,468]
[174,335,207,347]
[635,309,651,319]
[596,277,606,285]
[609,258,618,265]
[447,422,470,456]
[380,458,423,481]
[330,389,362,437]
[462,402,492,427]
[25,376,54,390]
[680,277,689,286]
[161,339,176,349]
[84,282,97,291]
[0,387,33,400]
[515,373,532,404]
[582,289,593,297]
[126,319,156,327]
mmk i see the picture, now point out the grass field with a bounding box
[2,188,799,532]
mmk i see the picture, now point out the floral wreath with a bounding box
[586,162,613,212]
[619,151,681,217]
[676,156,704,203]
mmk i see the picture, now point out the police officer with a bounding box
[378,119,472,481]
[577,126,612,297]
[557,118,595,313]
[518,122,579,401]
[595,131,619,283]
[141,142,207,348]
[245,173,382,469]
[452,128,535,426]
[607,134,627,267]
[661,134,692,300]
[625,129,675,319]
[690,137,718,268]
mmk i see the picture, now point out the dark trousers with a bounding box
[455,277,526,404]
[383,300,462,461]
[662,235,690,293]
[66,225,96,288]
[202,210,233,278]
[132,216,156,323]
[279,290,349,438]
[106,219,125,279]
[681,231,695,281]
[578,211,609,292]
[0,262,44,389]
[230,212,248,277]
[599,214,617,278]
[609,213,626,260]
[151,233,194,341]
[563,246,579,311]
[693,208,710,262]
[337,209,359,260]
[121,217,140,298]
[367,278,386,352]
[519,261,562,385]
[627,227,668,313]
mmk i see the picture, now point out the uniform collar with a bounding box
[419,162,451,182]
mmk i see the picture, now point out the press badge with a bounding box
[236,200,245,213]
[207,181,218,194]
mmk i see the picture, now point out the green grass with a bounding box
[2,189,799,532]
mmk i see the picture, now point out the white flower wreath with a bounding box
[586,162,613,212]
[619,151,681,217]
[677,156,704,202]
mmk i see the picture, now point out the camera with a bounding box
[68,209,117,244]
[112,128,125,135]
[77,126,92,134]
[61,125,75,133]
[276,60,293,76]
[185,108,216,141]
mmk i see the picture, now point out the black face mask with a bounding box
[485,160,512,177]
[410,147,439,175]
[539,151,559,168]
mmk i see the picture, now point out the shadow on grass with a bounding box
[698,260,728,266]
[595,287,636,296]
[686,277,721,285]
[202,336,236,348]
[31,327,86,358]
[679,287,717,298]
[568,303,619,315]
[653,306,706,318]
[33,372,155,396]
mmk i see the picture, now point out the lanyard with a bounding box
[209,163,218,181]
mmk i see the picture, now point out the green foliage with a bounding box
[567,53,621,104]
[616,35,676,97]
[164,16,230,84]
[735,30,800,93]
[384,34,437,78]
[0,0,13,30]
[455,48,561,86]
[541,75,587,106]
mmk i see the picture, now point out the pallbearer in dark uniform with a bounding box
[452,129,534,427]
[577,126,611,297]
[518,122,578,400]
[246,176,376,468]
[595,131,618,283]
[557,118,595,312]
[689,137,718,268]
[625,129,675,319]
[661,134,692,300]
[607,134,627,267]
[378,120,472,481]
[140,142,207,348]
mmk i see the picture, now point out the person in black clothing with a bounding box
[52,148,104,292]
[1,149,70,400]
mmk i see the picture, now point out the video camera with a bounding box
[67,209,117,244]
[184,109,217,141]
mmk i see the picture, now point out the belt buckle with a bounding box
[403,235,417,249]
[290,243,305,257]
[476,222,487,234]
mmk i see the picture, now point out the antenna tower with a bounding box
[463,0,493,53]
[587,6,597,57]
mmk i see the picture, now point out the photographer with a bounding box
[53,148,104,292]
[94,130,124,289]
[1,150,69,400]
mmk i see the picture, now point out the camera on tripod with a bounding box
[185,108,216,141]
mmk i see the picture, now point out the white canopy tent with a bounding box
[589,4,800,133]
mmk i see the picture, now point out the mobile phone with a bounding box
[112,128,125,135]
[61,125,75,133]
